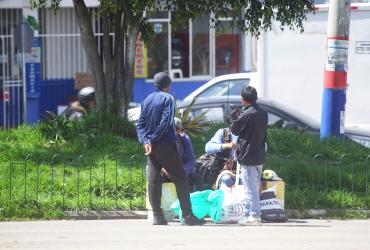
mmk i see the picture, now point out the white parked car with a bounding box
[128,72,258,122]
[183,72,258,101]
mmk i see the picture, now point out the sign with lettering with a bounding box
[3,90,10,102]
[355,41,370,54]
[25,37,41,97]
[134,34,148,78]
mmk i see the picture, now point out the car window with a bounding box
[267,113,283,126]
[267,112,299,129]
[197,79,249,98]
[191,107,225,123]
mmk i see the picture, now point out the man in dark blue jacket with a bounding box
[137,72,205,226]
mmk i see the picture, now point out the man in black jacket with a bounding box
[231,86,268,225]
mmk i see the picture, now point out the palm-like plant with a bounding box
[39,111,71,145]
[175,98,213,137]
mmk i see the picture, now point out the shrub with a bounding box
[39,110,137,149]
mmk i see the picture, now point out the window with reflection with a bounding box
[191,107,225,123]
[192,17,210,76]
[172,16,189,78]
[147,22,169,78]
[215,21,240,76]
[197,79,249,98]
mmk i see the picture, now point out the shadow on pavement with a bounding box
[175,220,332,228]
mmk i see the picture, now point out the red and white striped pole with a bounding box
[320,0,351,139]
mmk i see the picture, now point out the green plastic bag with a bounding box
[171,190,224,223]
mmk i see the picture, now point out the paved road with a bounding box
[0,219,369,250]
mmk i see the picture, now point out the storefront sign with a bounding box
[3,90,10,102]
[134,34,148,78]
[325,39,349,72]
[355,41,370,54]
[25,37,41,97]
[153,23,163,34]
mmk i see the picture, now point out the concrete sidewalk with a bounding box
[0,219,369,250]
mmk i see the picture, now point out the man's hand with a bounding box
[223,142,236,150]
[144,144,153,155]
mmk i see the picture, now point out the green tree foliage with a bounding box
[163,0,314,35]
[30,0,314,120]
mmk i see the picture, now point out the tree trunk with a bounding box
[112,14,125,116]
[72,0,138,118]
[72,0,106,110]
[101,15,115,112]
[120,0,139,116]
[123,26,138,116]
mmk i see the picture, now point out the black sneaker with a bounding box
[182,215,206,226]
[153,215,168,225]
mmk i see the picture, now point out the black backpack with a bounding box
[194,128,234,188]
[194,154,227,188]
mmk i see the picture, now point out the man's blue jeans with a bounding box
[240,164,263,217]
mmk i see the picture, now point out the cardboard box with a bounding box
[74,72,92,90]
[146,182,178,221]
[261,180,285,209]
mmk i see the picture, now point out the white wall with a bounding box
[345,10,370,126]
[41,8,87,79]
[0,0,25,8]
[263,10,370,126]
[58,0,99,8]
[0,0,99,8]
[40,8,103,79]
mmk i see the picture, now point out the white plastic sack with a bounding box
[217,184,246,224]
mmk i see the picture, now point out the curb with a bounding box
[64,210,147,220]
[65,209,370,220]
[285,209,370,218]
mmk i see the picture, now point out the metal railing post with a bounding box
[24,154,33,202]
[62,160,66,208]
[77,155,86,209]
[313,154,325,191]
[338,154,350,190]
[141,159,145,208]
[9,161,12,201]
[338,154,350,208]
[115,158,118,208]
[89,161,92,209]
[1,154,11,202]
[129,155,136,210]
[351,160,354,207]
[103,155,110,207]
[284,154,290,186]
[365,155,370,210]
[36,162,40,202]
[51,154,60,203]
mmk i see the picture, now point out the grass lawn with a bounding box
[0,123,369,220]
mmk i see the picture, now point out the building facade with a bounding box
[0,0,254,127]
[1,0,370,128]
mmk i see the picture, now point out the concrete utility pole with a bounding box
[320,0,351,139]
